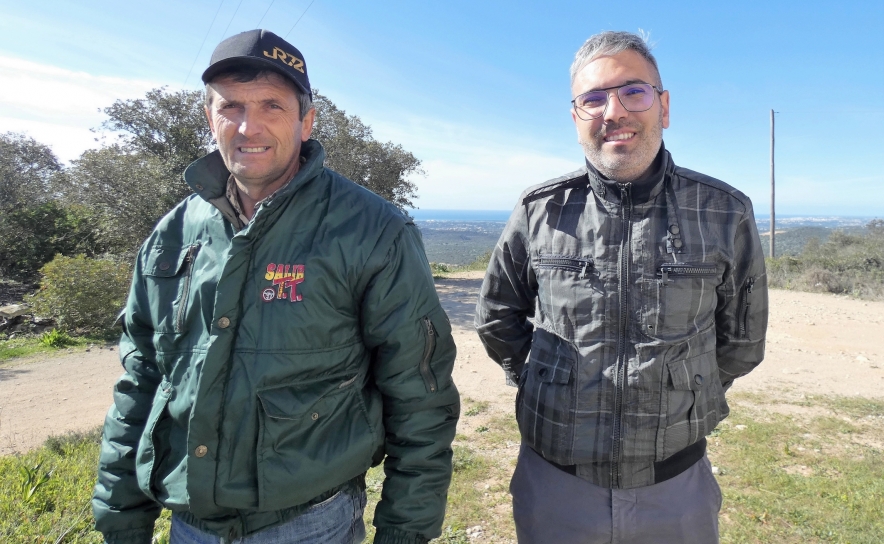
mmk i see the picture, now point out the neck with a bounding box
[234,163,300,219]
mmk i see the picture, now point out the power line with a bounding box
[285,0,317,39]
[218,0,246,41]
[256,0,276,28]
[182,0,227,86]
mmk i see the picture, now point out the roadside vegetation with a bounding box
[767,220,884,300]
[430,251,493,278]
[2,392,881,543]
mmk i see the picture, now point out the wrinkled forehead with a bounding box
[572,50,660,93]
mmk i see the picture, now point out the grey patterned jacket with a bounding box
[475,147,768,489]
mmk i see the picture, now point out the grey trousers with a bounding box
[510,444,722,544]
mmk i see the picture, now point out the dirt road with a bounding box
[2,275,882,455]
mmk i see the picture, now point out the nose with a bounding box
[238,107,264,138]
[602,90,629,123]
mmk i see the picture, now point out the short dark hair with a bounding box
[205,66,314,120]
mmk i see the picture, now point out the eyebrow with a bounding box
[583,79,649,93]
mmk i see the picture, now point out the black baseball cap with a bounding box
[202,29,311,98]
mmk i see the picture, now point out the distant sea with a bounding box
[410,209,511,221]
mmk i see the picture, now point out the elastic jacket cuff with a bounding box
[374,527,429,544]
[101,527,154,544]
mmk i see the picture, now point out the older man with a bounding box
[476,31,767,543]
[93,29,459,544]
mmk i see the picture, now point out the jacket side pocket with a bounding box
[256,373,381,511]
[660,349,722,459]
[135,377,172,502]
[517,328,576,464]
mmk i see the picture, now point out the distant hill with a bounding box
[417,214,879,265]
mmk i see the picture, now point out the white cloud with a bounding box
[0,55,170,162]
[369,116,580,210]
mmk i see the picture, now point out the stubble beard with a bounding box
[580,110,664,183]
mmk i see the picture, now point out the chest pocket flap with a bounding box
[143,245,196,278]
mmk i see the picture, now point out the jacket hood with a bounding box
[183,138,327,203]
[585,143,673,205]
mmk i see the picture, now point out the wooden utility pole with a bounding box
[770,109,776,258]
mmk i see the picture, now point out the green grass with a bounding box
[0,334,113,365]
[713,393,884,543]
[4,392,881,543]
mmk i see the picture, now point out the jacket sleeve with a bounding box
[474,201,537,385]
[92,251,163,544]
[359,223,460,544]
[715,201,769,390]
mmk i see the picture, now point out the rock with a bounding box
[0,304,28,319]
[856,355,870,363]
[735,424,748,430]
[711,466,720,475]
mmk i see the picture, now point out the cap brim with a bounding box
[201,56,310,97]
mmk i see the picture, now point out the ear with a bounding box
[570,107,582,141]
[204,105,217,139]
[300,107,316,141]
[660,89,670,129]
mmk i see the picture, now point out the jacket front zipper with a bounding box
[612,184,632,488]
[536,255,594,278]
[738,277,756,338]
[420,317,438,393]
[656,263,718,283]
[175,245,199,333]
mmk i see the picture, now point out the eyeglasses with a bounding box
[571,83,664,121]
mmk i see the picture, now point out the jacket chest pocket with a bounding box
[641,263,720,341]
[141,244,199,334]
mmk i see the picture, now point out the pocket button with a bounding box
[694,374,704,386]
[218,317,231,328]
[195,445,208,457]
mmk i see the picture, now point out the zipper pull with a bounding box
[659,266,670,283]
[747,277,755,293]
[581,261,591,279]
[425,318,435,336]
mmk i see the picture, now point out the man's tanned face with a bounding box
[205,72,315,195]
[571,50,669,182]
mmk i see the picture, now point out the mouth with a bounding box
[239,146,271,153]
[604,132,636,142]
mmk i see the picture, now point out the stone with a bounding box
[0,304,28,319]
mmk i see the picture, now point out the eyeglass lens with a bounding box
[574,83,655,119]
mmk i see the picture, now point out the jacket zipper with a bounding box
[656,263,718,282]
[738,277,756,338]
[612,183,632,488]
[536,255,595,278]
[175,245,198,333]
[420,317,438,393]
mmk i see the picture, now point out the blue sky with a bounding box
[1,0,882,216]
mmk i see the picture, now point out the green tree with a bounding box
[101,87,214,176]
[311,91,422,213]
[0,132,62,211]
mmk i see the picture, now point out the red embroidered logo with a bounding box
[263,263,305,302]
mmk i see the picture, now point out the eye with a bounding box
[622,85,649,97]
[577,92,606,108]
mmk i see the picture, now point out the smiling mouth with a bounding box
[239,146,270,153]
[604,133,635,142]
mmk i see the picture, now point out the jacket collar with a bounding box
[184,139,327,205]
[585,143,673,205]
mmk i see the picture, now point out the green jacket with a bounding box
[93,140,459,544]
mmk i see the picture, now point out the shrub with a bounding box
[39,329,76,348]
[26,255,131,333]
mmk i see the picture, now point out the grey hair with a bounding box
[570,30,662,87]
[205,67,314,121]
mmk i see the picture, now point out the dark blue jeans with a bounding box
[170,490,367,544]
